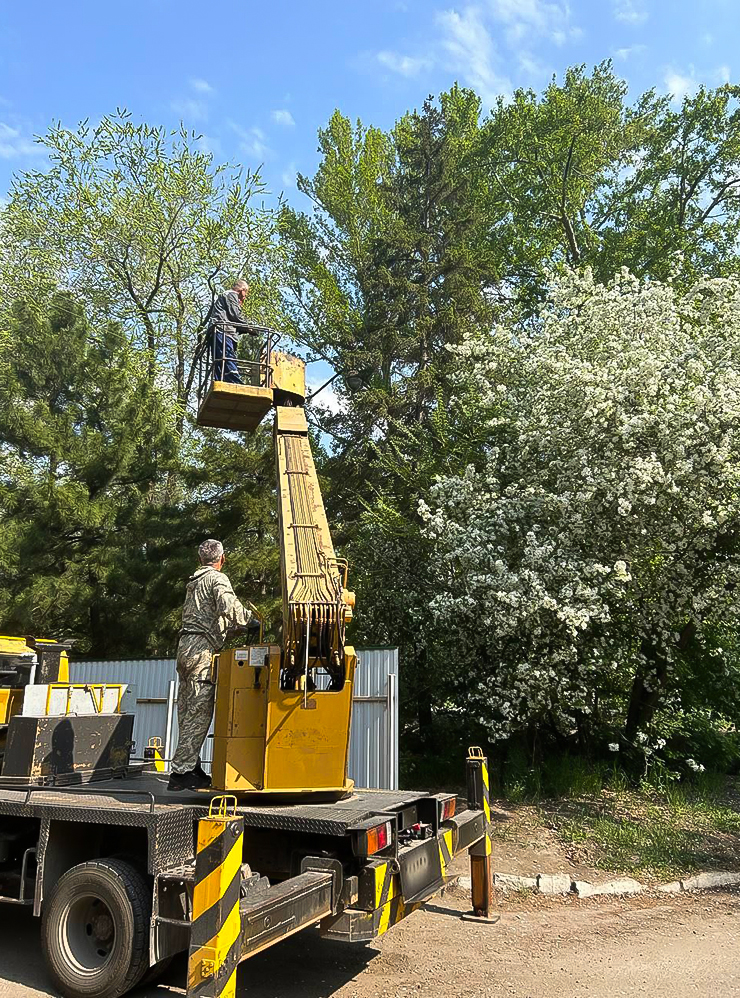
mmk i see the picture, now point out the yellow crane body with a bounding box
[197,342,357,799]
[212,645,356,795]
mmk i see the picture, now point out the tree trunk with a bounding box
[625,622,696,740]
[625,639,668,740]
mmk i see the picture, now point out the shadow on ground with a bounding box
[0,906,378,998]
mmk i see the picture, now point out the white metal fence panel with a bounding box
[349,647,399,790]
[70,646,399,790]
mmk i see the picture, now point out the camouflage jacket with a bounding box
[179,566,251,650]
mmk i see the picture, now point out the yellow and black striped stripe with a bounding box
[377,894,422,935]
[358,859,401,911]
[480,757,492,856]
[361,824,459,914]
[438,826,454,876]
[467,747,492,858]
[187,811,244,998]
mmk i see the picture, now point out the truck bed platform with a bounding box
[0,772,433,835]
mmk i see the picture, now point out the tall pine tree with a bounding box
[0,294,178,654]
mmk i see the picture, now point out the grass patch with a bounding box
[401,739,740,879]
[541,777,740,880]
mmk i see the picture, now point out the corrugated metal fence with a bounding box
[69,646,399,790]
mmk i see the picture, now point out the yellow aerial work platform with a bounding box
[195,327,356,801]
[197,381,273,432]
[196,340,307,432]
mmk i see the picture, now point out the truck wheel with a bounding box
[41,857,151,998]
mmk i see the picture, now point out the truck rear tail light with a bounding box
[441,797,456,821]
[366,820,393,856]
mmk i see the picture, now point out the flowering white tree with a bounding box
[420,268,740,745]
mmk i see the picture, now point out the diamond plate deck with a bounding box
[235,788,431,836]
[0,774,432,839]
[0,779,197,874]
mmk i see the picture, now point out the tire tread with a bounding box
[41,856,152,998]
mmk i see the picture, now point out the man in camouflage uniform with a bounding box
[168,538,254,791]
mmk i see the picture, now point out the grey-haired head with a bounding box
[198,538,224,566]
[232,278,250,303]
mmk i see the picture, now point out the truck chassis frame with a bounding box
[0,752,493,998]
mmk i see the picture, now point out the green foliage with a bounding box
[0,294,178,653]
[1,72,739,779]
[1,111,283,423]
[282,89,497,738]
[599,83,740,282]
[551,775,740,878]
[482,62,637,299]
[0,111,286,654]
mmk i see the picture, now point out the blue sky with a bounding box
[0,0,736,206]
[0,1,736,403]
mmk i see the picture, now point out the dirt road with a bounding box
[1,888,738,998]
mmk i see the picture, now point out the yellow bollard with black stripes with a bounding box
[465,746,494,919]
[187,796,244,998]
[144,736,165,772]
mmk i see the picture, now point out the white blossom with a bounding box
[418,268,740,738]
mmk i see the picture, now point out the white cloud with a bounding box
[517,50,552,84]
[0,121,42,159]
[716,64,731,84]
[613,0,648,24]
[487,0,582,46]
[436,7,512,107]
[229,122,273,161]
[377,50,432,77]
[196,134,223,157]
[614,43,647,60]
[281,162,297,188]
[306,378,344,415]
[372,0,580,99]
[271,109,295,127]
[190,77,215,94]
[664,67,698,104]
[171,98,208,121]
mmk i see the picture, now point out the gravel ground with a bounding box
[2,886,740,998]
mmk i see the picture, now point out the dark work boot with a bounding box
[167,769,211,792]
[193,761,212,787]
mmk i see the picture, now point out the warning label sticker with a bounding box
[250,646,269,665]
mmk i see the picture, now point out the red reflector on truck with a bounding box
[366,820,393,856]
[442,798,456,820]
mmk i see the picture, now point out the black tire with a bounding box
[41,857,152,998]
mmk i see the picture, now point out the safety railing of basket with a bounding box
[196,322,282,406]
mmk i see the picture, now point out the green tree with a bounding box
[0,113,288,652]
[2,111,283,429]
[282,89,496,737]
[420,268,740,759]
[482,64,740,297]
[144,425,283,651]
[600,83,740,282]
[0,294,178,654]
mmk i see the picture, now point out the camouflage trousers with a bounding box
[171,633,217,775]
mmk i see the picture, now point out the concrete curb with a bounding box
[456,870,740,898]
